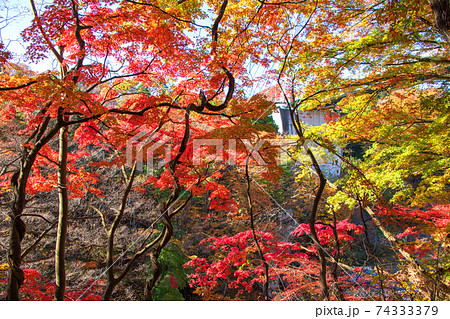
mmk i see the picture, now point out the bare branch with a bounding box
[21,221,58,259]
[89,205,108,234]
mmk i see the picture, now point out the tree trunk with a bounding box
[6,214,25,300]
[288,99,330,300]
[6,120,61,300]
[102,281,116,301]
[55,125,69,300]
[429,0,450,47]
[144,215,173,300]
[330,208,345,301]
[302,139,329,300]
[102,164,137,301]
[7,171,28,300]
[144,253,162,301]
[245,158,270,300]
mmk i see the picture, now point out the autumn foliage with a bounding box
[1,0,450,301]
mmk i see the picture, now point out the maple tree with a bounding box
[374,204,450,299]
[1,0,449,301]
[261,0,450,299]
[0,266,102,300]
[184,219,368,300]
[0,0,294,300]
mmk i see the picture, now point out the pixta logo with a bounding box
[126,131,172,176]
[126,130,304,176]
[192,138,299,166]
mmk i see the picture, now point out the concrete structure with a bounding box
[263,86,342,179]
[278,108,328,135]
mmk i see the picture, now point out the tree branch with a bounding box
[29,0,63,63]
[0,81,37,91]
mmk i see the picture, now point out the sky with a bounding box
[1,0,56,71]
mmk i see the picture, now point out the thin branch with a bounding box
[21,221,58,259]
[68,0,86,84]
[123,0,211,29]
[86,55,160,93]
[89,205,108,234]
[29,0,63,63]
[16,213,53,224]
[245,153,270,301]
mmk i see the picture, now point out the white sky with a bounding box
[1,0,55,71]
